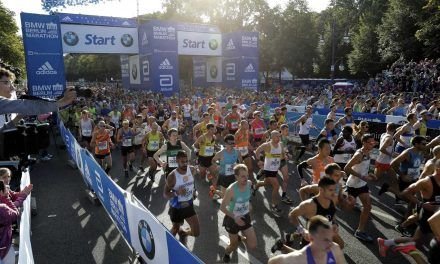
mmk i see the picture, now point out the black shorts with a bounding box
[229,129,238,135]
[146,150,157,158]
[133,144,142,150]
[346,185,369,198]
[216,127,224,133]
[95,153,110,160]
[419,209,434,234]
[399,178,417,191]
[168,203,196,224]
[218,175,236,189]
[82,136,92,143]
[198,155,214,168]
[299,134,310,146]
[264,170,278,178]
[254,137,263,143]
[223,213,252,235]
[121,146,134,156]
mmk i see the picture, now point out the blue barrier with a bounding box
[58,120,203,264]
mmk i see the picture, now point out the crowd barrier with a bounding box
[58,120,203,264]
[18,171,34,264]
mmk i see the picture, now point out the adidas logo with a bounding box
[122,21,131,26]
[61,16,73,22]
[36,61,57,75]
[142,32,148,46]
[244,63,255,73]
[226,39,235,50]
[158,58,173,70]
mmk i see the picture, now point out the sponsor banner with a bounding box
[21,13,66,98]
[60,24,139,54]
[193,56,207,87]
[177,31,222,56]
[240,57,258,90]
[140,54,153,91]
[239,31,259,57]
[223,57,239,88]
[166,232,204,263]
[129,55,141,85]
[176,23,220,34]
[18,171,34,264]
[151,53,179,96]
[120,55,130,89]
[126,197,170,263]
[206,57,222,83]
[222,32,241,57]
[57,13,137,28]
[139,20,177,54]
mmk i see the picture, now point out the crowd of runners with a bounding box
[57,85,440,264]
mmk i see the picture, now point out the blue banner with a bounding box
[140,54,153,91]
[120,55,130,89]
[240,57,259,91]
[21,13,66,98]
[222,32,241,58]
[223,57,239,88]
[57,13,137,28]
[151,52,179,97]
[223,31,259,58]
[193,56,207,87]
[313,108,387,123]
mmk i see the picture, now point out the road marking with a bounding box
[219,235,263,264]
[371,209,398,222]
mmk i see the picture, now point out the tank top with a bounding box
[235,131,249,157]
[199,136,215,157]
[312,157,334,184]
[264,142,282,171]
[344,116,354,127]
[227,114,240,130]
[133,125,145,145]
[146,132,161,151]
[80,118,93,137]
[156,110,166,122]
[228,181,251,217]
[299,116,313,135]
[251,119,265,138]
[312,196,336,223]
[347,149,370,188]
[306,245,336,264]
[423,176,440,203]
[399,149,423,180]
[199,122,208,135]
[121,128,133,147]
[220,149,239,176]
[333,137,357,164]
[192,107,200,121]
[95,130,111,155]
[166,140,182,169]
[416,121,427,137]
[183,104,191,118]
[397,125,415,149]
[170,167,194,208]
[169,118,179,129]
[376,134,393,164]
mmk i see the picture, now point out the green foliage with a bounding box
[64,54,121,82]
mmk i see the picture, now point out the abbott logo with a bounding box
[226,39,235,50]
[36,61,57,75]
[158,58,173,70]
[159,75,173,87]
[226,63,236,76]
[142,60,150,76]
[244,63,255,73]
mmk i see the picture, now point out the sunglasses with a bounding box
[226,141,235,145]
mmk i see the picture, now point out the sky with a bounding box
[2,0,330,33]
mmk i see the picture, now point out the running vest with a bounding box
[169,118,179,129]
[423,176,440,204]
[333,137,356,164]
[312,157,334,184]
[183,104,191,118]
[400,149,423,180]
[133,125,145,145]
[220,149,239,176]
[228,181,251,217]
[251,119,265,138]
[299,116,313,135]
[170,167,194,208]
[397,125,415,149]
[199,136,215,157]
[376,134,393,164]
[227,114,240,130]
[121,129,133,147]
[312,196,336,223]
[192,107,200,121]
[95,131,111,155]
[264,142,282,172]
[235,131,249,157]
[80,118,93,137]
[416,121,428,137]
[306,245,336,264]
[146,132,161,151]
[166,140,182,169]
[347,150,370,188]
[156,110,166,123]
[343,116,354,127]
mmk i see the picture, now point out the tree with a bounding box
[0,1,25,78]
[415,2,440,58]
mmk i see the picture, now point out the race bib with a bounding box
[407,168,419,179]
[82,129,92,137]
[225,164,234,175]
[255,127,265,135]
[237,147,249,156]
[97,141,108,151]
[122,138,132,147]
[233,202,249,217]
[269,159,280,170]
[168,156,178,168]
[149,141,159,150]
[343,154,352,163]
[231,122,238,129]
[159,116,164,121]
[204,146,214,156]
[178,187,194,202]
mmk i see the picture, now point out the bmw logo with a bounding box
[63,31,79,46]
[132,64,138,80]
[121,34,134,47]
[210,65,218,79]
[138,220,155,259]
[209,39,218,50]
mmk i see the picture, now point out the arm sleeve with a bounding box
[0,97,58,115]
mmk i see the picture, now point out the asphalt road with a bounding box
[29,136,430,264]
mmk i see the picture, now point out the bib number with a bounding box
[225,164,234,175]
[204,146,214,156]
[343,154,352,163]
[233,202,249,217]
[237,147,249,156]
[407,168,419,179]
[168,156,178,168]
[255,128,265,135]
[98,141,108,151]
[122,138,132,147]
[149,141,159,150]
[231,122,238,129]
[82,129,91,137]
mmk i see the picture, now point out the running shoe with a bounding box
[395,224,412,237]
[271,239,284,253]
[378,183,389,196]
[222,254,231,263]
[354,230,373,242]
[377,238,389,257]
[281,195,294,205]
[271,205,283,217]
[392,242,417,254]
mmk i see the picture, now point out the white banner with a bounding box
[177,31,222,56]
[129,55,141,85]
[126,196,170,264]
[61,24,139,54]
[207,57,222,83]
[18,171,34,264]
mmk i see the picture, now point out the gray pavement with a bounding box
[29,138,430,264]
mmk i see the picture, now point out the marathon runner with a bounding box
[133,114,146,171]
[116,119,136,178]
[234,120,254,183]
[294,105,315,162]
[335,107,354,129]
[249,111,266,147]
[90,120,114,174]
[332,126,356,179]
[375,123,399,182]
[78,109,94,151]
[142,122,164,181]
[193,123,218,186]
[225,105,241,135]
[394,113,417,154]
